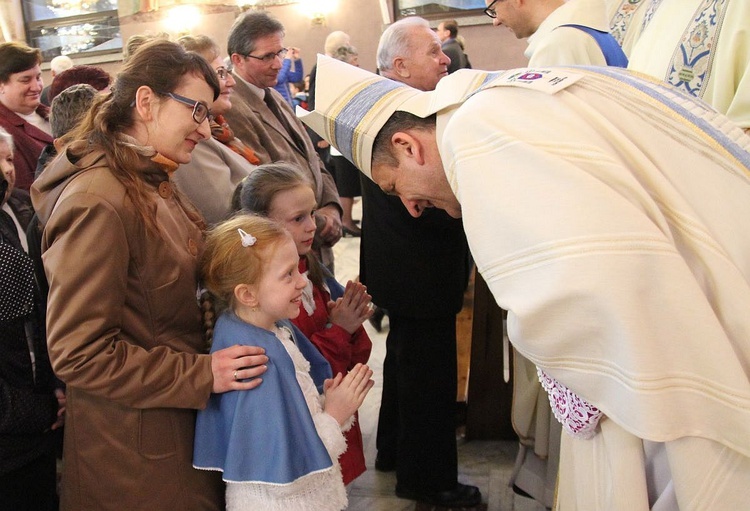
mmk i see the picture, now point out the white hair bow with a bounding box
[237,228,257,247]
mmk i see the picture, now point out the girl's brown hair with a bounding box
[233,162,326,288]
[63,39,220,232]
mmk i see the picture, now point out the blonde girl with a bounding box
[234,163,373,483]
[193,214,373,511]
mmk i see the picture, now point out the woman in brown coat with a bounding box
[31,40,268,511]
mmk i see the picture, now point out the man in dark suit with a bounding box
[436,19,470,74]
[224,11,342,265]
[363,16,479,509]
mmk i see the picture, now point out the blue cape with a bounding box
[193,314,334,483]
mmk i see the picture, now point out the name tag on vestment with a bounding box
[487,68,584,95]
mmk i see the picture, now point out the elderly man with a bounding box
[40,55,73,106]
[359,16,478,509]
[485,0,626,66]
[302,55,750,511]
[224,11,342,266]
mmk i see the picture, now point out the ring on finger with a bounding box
[233,370,238,381]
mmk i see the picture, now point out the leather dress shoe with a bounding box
[396,482,482,508]
[342,225,361,237]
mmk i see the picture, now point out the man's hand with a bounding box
[315,204,343,245]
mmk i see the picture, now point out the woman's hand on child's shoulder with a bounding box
[323,363,374,425]
[210,344,269,393]
[328,281,374,334]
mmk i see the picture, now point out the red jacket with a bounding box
[292,258,372,485]
[0,101,53,191]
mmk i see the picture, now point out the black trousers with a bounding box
[0,447,58,511]
[376,313,459,492]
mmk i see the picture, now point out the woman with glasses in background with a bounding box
[175,34,261,225]
[30,40,268,511]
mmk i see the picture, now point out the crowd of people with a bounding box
[2,1,749,510]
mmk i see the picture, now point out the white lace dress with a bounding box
[226,326,352,511]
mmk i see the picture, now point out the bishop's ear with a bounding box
[391,131,425,165]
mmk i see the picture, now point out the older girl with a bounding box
[235,163,373,484]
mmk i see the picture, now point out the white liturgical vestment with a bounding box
[437,67,750,509]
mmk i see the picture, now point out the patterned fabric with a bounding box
[0,234,34,322]
[210,115,261,165]
[641,0,665,32]
[609,0,645,45]
[537,368,602,440]
[665,0,729,98]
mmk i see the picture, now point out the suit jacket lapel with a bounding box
[233,79,305,157]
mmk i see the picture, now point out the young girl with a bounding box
[234,163,373,484]
[193,215,373,511]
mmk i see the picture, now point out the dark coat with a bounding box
[442,39,470,74]
[0,189,57,475]
[359,176,471,319]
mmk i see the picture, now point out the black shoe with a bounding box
[342,225,361,237]
[369,306,386,332]
[396,482,482,508]
[374,452,396,472]
[512,484,533,499]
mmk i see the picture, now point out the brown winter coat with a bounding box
[31,148,223,511]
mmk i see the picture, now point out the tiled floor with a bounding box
[333,202,547,511]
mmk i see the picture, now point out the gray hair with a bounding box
[324,31,350,56]
[0,126,13,150]
[50,83,97,139]
[227,11,285,57]
[50,55,74,74]
[332,44,358,65]
[177,34,221,63]
[377,17,430,72]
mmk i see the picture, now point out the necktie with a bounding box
[264,88,305,152]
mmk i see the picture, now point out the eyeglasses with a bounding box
[243,48,288,63]
[160,91,211,124]
[216,67,229,80]
[484,0,499,18]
